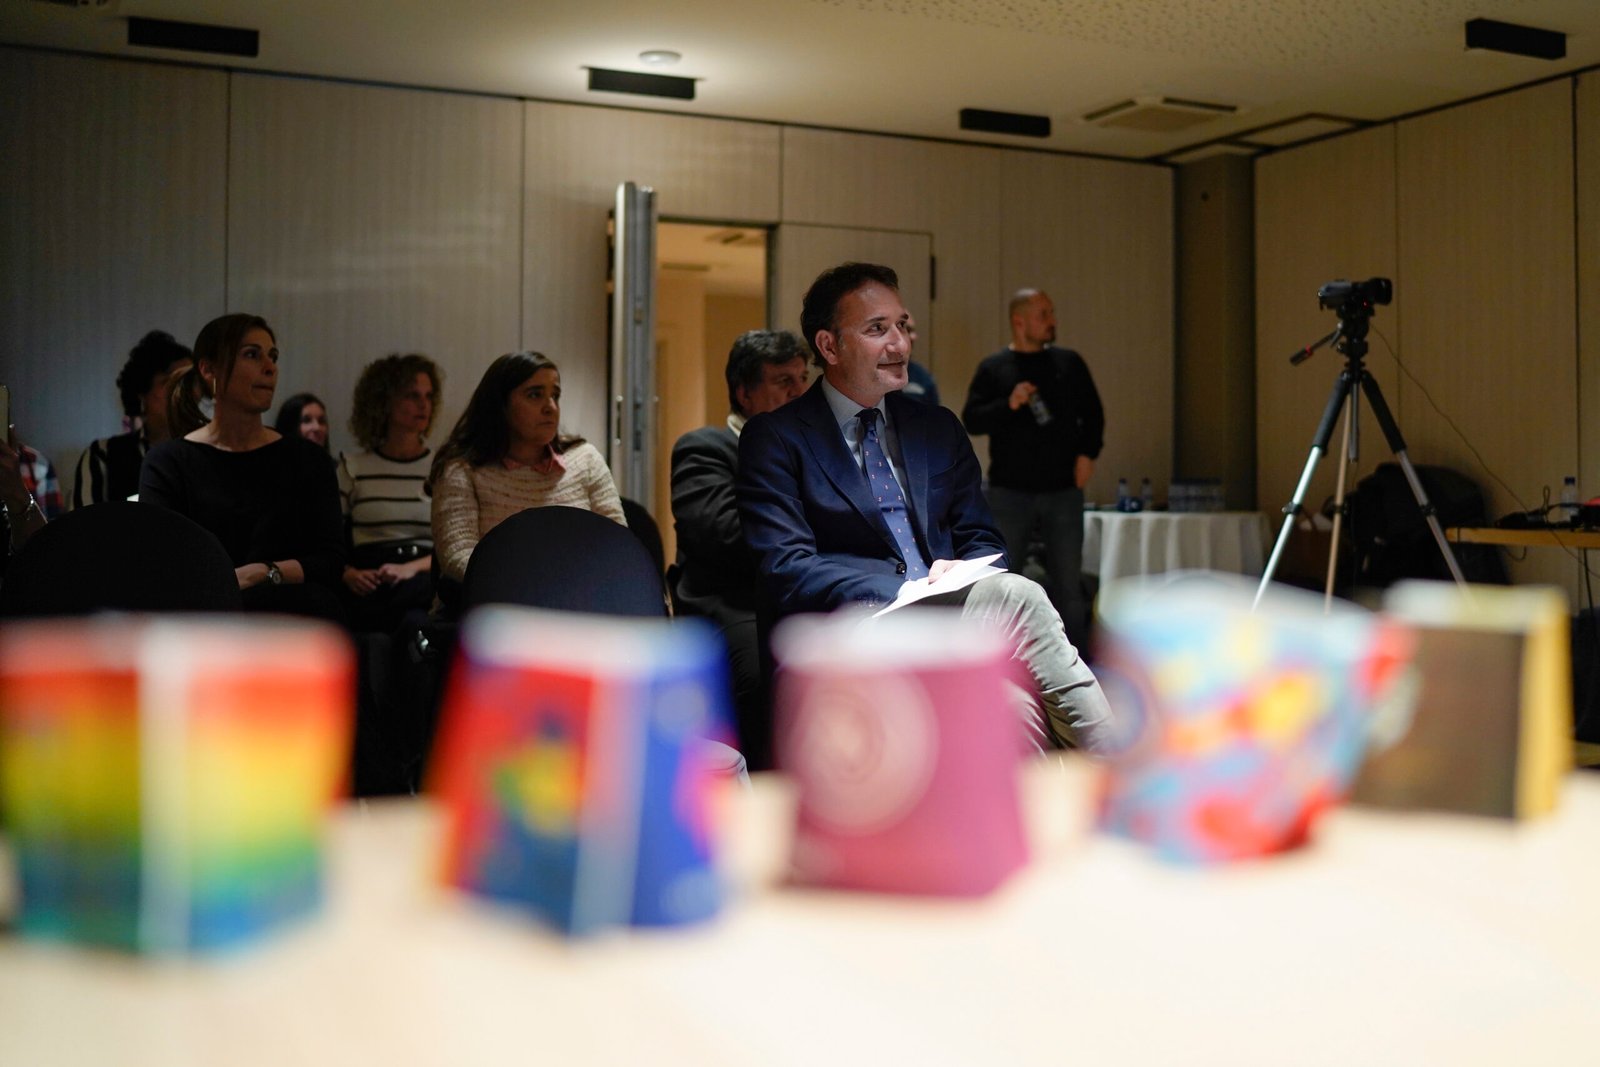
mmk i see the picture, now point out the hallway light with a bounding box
[589,67,695,100]
[1464,18,1565,60]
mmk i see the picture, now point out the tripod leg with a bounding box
[1255,373,1355,609]
[1323,405,1355,612]
[1357,374,1469,588]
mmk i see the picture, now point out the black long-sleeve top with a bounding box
[139,435,346,588]
[961,346,1104,493]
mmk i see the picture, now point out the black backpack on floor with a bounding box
[1342,463,1508,588]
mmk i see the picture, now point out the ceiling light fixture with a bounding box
[960,108,1051,138]
[588,67,695,101]
[1464,18,1565,61]
[638,50,682,67]
[128,16,259,57]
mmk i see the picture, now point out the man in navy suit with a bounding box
[736,262,1112,750]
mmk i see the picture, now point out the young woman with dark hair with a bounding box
[139,313,345,621]
[274,392,330,451]
[428,351,623,585]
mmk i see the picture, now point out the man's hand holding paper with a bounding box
[874,553,1004,616]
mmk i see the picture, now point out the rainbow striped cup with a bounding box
[0,615,353,953]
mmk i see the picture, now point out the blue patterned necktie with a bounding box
[857,407,928,581]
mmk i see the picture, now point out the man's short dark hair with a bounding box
[799,262,899,367]
[726,329,807,416]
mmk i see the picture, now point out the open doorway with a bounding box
[654,222,769,562]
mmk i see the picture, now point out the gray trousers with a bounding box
[922,571,1113,753]
[986,485,1089,649]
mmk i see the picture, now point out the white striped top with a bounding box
[337,448,433,548]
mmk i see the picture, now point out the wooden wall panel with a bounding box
[227,75,523,456]
[1579,74,1600,558]
[0,49,226,487]
[523,104,781,441]
[998,151,1174,506]
[1176,155,1255,509]
[5,53,1180,544]
[1396,81,1577,597]
[1254,125,1399,525]
[655,267,711,562]
[780,128,1003,416]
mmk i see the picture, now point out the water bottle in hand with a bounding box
[1026,388,1053,426]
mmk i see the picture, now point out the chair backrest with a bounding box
[0,501,244,619]
[460,506,667,617]
[620,496,665,578]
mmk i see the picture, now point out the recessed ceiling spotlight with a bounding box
[639,50,682,67]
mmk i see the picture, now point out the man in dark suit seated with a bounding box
[671,329,809,768]
[736,262,1113,751]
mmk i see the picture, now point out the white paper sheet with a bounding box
[872,553,1005,617]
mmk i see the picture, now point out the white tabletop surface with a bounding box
[1084,510,1271,582]
[3,758,1598,1066]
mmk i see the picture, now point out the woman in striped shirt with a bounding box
[337,353,442,631]
[72,330,192,508]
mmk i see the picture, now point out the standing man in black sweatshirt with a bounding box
[961,288,1104,649]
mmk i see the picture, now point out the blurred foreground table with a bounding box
[1084,510,1270,582]
[3,759,1600,1066]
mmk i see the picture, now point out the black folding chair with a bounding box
[619,496,666,584]
[462,505,668,617]
[0,501,242,618]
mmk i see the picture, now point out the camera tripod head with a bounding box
[1317,277,1392,317]
[1290,276,1393,366]
[1317,277,1391,346]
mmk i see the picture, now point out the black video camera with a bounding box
[1317,277,1393,315]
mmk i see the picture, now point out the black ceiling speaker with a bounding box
[1464,18,1565,61]
[588,68,695,101]
[127,17,259,57]
[960,108,1051,138]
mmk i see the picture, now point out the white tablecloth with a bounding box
[5,761,1600,1066]
[1083,510,1270,582]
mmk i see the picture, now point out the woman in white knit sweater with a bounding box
[427,352,625,586]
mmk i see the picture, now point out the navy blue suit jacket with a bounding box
[736,379,1007,617]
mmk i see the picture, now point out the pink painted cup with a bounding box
[772,608,1029,896]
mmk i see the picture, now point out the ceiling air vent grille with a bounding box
[1083,96,1237,133]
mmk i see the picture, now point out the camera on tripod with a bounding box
[1317,277,1392,317]
[1261,272,1468,607]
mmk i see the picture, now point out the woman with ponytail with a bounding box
[140,313,346,621]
